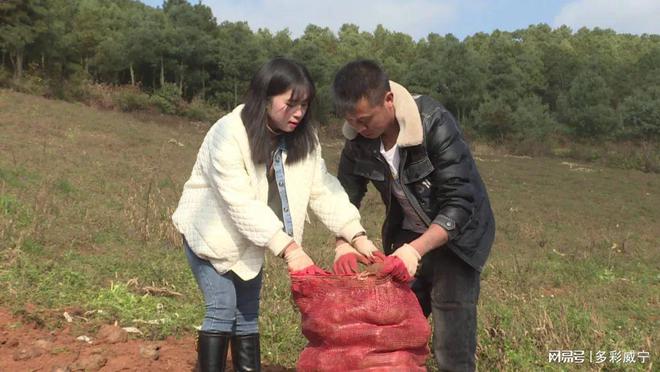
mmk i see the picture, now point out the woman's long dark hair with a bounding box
[241,58,318,165]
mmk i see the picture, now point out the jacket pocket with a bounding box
[403,156,434,184]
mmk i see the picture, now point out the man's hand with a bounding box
[377,256,412,282]
[377,244,421,281]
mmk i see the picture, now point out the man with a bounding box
[332,59,495,372]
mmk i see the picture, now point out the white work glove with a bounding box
[352,235,386,262]
[283,244,314,272]
[391,243,421,277]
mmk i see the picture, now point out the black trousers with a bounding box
[393,230,481,372]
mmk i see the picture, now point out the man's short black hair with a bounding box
[332,59,391,116]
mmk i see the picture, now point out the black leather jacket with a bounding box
[337,95,495,272]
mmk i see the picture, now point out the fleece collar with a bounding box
[342,81,423,147]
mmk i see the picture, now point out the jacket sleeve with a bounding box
[427,108,477,241]
[205,128,293,257]
[337,140,369,208]
[308,147,365,242]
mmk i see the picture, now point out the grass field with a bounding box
[0,89,657,371]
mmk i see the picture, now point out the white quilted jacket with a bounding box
[172,105,365,280]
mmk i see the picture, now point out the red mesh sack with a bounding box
[291,274,431,371]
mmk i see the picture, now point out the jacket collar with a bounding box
[342,81,423,147]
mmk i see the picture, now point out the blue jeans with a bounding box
[184,238,262,335]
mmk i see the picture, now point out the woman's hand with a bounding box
[333,241,371,274]
[352,235,386,262]
[282,242,315,272]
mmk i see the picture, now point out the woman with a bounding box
[172,58,382,371]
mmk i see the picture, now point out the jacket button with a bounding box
[283,207,288,212]
[278,181,283,186]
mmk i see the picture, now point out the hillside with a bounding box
[0,90,658,370]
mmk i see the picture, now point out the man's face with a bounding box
[344,92,395,139]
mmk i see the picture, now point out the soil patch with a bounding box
[0,308,292,371]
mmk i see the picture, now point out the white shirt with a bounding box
[380,142,427,234]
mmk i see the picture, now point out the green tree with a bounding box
[0,0,47,80]
[255,28,293,60]
[93,1,134,84]
[68,0,108,77]
[337,23,373,62]
[512,27,548,98]
[291,25,339,122]
[633,40,660,93]
[26,0,76,82]
[619,87,660,140]
[163,0,217,96]
[472,95,514,142]
[405,33,448,97]
[540,26,580,109]
[214,21,262,110]
[375,29,416,82]
[292,24,338,85]
[558,70,617,138]
[436,37,486,123]
[136,9,172,90]
[510,95,558,142]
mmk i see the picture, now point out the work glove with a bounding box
[333,242,370,275]
[290,264,330,276]
[283,244,314,272]
[352,235,386,263]
[377,244,421,282]
[377,256,412,282]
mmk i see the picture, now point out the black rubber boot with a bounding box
[230,333,261,372]
[197,330,230,372]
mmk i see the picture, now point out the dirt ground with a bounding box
[0,308,293,372]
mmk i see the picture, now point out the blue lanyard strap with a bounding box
[272,138,294,237]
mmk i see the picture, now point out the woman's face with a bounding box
[267,89,309,133]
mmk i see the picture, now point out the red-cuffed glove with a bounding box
[371,250,387,263]
[388,244,421,277]
[377,256,413,282]
[290,265,331,276]
[333,243,370,274]
[352,236,386,263]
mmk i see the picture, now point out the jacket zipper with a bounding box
[373,151,393,222]
[397,149,431,227]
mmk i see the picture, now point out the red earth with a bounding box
[0,308,293,371]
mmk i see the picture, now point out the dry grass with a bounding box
[0,89,658,370]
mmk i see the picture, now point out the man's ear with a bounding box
[384,91,394,108]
